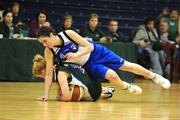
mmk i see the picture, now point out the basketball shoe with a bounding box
[152,73,171,89]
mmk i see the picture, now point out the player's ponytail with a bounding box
[32,54,46,76]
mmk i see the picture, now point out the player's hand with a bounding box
[66,52,78,60]
[37,96,48,101]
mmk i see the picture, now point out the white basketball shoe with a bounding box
[152,73,171,89]
[123,82,143,95]
[128,84,143,95]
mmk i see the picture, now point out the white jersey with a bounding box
[69,74,92,100]
[54,64,93,101]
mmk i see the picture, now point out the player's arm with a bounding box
[44,47,54,101]
[57,71,71,102]
[65,30,94,60]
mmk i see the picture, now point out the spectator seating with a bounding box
[1,0,180,35]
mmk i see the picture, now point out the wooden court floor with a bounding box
[0,80,180,120]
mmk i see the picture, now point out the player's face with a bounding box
[38,36,54,48]
[36,69,46,79]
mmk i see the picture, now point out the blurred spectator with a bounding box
[29,10,51,37]
[80,13,107,42]
[133,17,165,75]
[172,12,180,83]
[106,19,129,42]
[157,7,170,21]
[56,14,76,33]
[159,20,172,79]
[177,13,180,44]
[156,7,169,32]
[0,5,4,22]
[159,20,171,42]
[10,2,30,38]
[133,18,158,47]
[11,2,22,26]
[175,12,180,61]
[167,9,179,41]
[0,10,19,38]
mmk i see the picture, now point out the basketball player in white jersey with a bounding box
[32,54,115,101]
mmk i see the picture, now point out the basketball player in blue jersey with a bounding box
[36,26,171,101]
[32,54,115,101]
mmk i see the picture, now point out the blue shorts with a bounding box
[83,42,125,79]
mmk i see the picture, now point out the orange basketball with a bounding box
[72,85,80,101]
[70,85,84,101]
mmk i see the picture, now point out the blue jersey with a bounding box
[52,30,125,79]
[51,31,90,65]
[55,36,78,61]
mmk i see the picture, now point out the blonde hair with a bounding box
[32,54,46,76]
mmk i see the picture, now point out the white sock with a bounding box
[147,72,156,79]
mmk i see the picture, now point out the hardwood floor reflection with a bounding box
[0,80,179,120]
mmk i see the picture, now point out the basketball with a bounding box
[69,85,84,101]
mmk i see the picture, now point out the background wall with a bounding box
[0,39,137,82]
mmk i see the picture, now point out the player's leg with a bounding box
[105,69,142,95]
[119,61,171,89]
[87,63,142,95]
